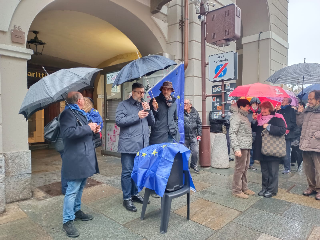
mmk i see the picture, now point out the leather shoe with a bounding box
[123,199,137,212]
[303,188,317,196]
[264,191,276,198]
[315,192,320,200]
[258,189,266,196]
[132,194,150,204]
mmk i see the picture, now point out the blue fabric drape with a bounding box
[131,143,196,197]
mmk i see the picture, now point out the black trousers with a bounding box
[260,160,280,194]
[291,146,303,168]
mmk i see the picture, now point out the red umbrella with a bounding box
[259,97,281,108]
[229,83,290,98]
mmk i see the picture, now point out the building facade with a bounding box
[0,0,288,212]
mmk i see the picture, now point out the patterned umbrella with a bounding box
[266,63,320,85]
[268,89,299,107]
[112,55,176,87]
[19,67,101,119]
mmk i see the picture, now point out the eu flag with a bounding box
[131,143,196,197]
[148,63,185,143]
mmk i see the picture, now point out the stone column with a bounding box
[0,44,33,212]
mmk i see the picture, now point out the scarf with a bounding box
[250,106,259,113]
[160,93,173,107]
[257,112,289,134]
[65,104,88,120]
[281,105,290,110]
[86,108,103,130]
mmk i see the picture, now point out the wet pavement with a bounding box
[1,149,320,240]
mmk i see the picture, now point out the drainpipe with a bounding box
[184,0,189,71]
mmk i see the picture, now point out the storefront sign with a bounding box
[11,25,25,44]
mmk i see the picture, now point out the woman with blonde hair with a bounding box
[252,101,287,198]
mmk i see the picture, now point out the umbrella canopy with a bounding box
[259,97,281,108]
[268,89,299,107]
[266,63,320,85]
[297,84,320,101]
[112,55,176,87]
[19,67,101,119]
[229,83,290,98]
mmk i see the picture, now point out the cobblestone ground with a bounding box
[1,149,320,240]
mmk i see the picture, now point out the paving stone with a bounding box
[191,181,211,194]
[207,222,261,240]
[287,172,308,184]
[282,204,320,225]
[192,172,233,189]
[274,189,320,210]
[124,211,214,240]
[251,198,293,215]
[0,203,27,225]
[18,196,141,240]
[210,133,229,168]
[247,171,262,184]
[234,208,313,240]
[32,188,51,201]
[81,184,122,204]
[194,185,260,212]
[0,218,52,240]
[91,175,122,190]
[31,171,61,188]
[5,173,32,203]
[174,198,240,230]
[202,167,235,176]
[308,226,320,240]
[257,234,281,240]
[88,193,160,225]
[247,182,264,193]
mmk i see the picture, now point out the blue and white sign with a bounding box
[209,52,238,82]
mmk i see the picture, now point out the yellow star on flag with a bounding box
[177,95,180,99]
[152,149,158,156]
[136,152,139,156]
[162,145,167,148]
[142,153,147,157]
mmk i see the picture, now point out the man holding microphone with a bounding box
[116,82,155,212]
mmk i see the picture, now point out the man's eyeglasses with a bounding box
[134,91,145,95]
[184,103,190,105]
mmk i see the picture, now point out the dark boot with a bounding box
[75,210,93,221]
[63,221,80,238]
[132,194,150,204]
[123,199,137,212]
[264,191,276,198]
[258,189,266,196]
[191,166,200,174]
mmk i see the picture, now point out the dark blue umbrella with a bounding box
[112,55,176,87]
[297,84,320,101]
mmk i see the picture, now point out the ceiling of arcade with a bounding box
[28,10,138,67]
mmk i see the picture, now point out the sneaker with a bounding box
[264,191,276,198]
[151,193,160,198]
[282,170,291,174]
[75,210,93,221]
[63,221,80,238]
[191,166,200,174]
[233,192,249,199]
[248,166,257,171]
[243,189,255,195]
[123,199,137,212]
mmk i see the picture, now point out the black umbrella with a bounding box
[19,67,101,119]
[266,63,320,85]
[112,55,176,87]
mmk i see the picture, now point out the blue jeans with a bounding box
[250,148,254,166]
[59,151,68,195]
[121,153,138,200]
[63,178,87,224]
[284,139,292,171]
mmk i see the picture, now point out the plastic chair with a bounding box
[140,170,190,233]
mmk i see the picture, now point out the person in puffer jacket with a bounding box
[229,99,255,199]
[184,99,202,173]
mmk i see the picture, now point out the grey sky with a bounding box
[288,0,320,65]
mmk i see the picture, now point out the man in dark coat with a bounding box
[116,83,155,212]
[149,81,180,144]
[276,97,296,174]
[184,99,202,173]
[60,92,100,238]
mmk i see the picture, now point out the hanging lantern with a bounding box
[27,31,46,55]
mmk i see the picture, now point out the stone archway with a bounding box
[0,0,167,213]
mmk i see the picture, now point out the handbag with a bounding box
[44,115,60,142]
[261,129,286,158]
